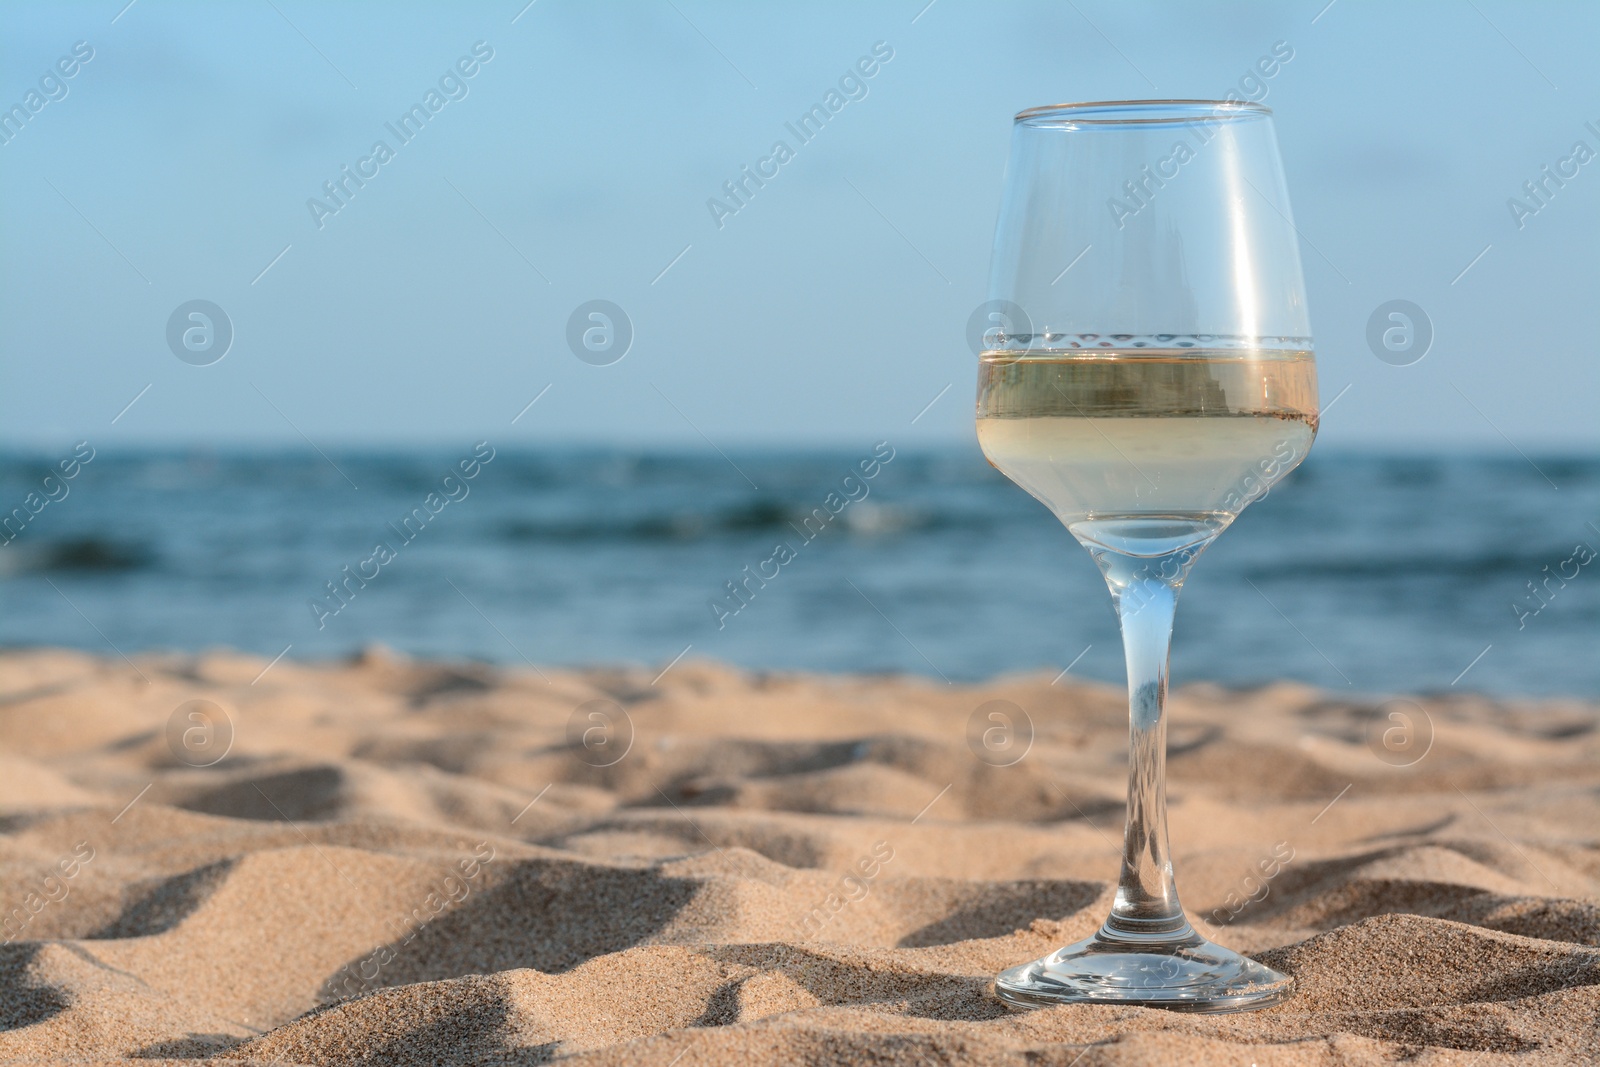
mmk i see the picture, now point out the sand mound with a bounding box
[0,649,1596,1064]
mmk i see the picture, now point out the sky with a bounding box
[2,0,1597,451]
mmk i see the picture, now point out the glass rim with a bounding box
[1014,99,1272,126]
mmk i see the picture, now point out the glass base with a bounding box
[994,923,1292,1014]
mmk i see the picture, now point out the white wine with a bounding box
[987,103,1311,1012]
[976,349,1317,551]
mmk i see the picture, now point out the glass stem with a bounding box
[1097,548,1197,942]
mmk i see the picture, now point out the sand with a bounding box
[0,646,1596,1065]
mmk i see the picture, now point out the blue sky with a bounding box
[2,0,1596,449]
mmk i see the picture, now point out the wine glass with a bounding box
[977,100,1317,1012]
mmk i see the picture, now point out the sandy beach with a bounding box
[1,646,1596,1065]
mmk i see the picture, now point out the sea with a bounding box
[1,445,1596,698]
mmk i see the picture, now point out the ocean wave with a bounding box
[0,536,155,576]
[494,499,943,543]
[1245,548,1581,582]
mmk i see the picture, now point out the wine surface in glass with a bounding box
[976,349,1317,552]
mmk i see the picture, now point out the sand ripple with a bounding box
[0,648,1596,1064]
